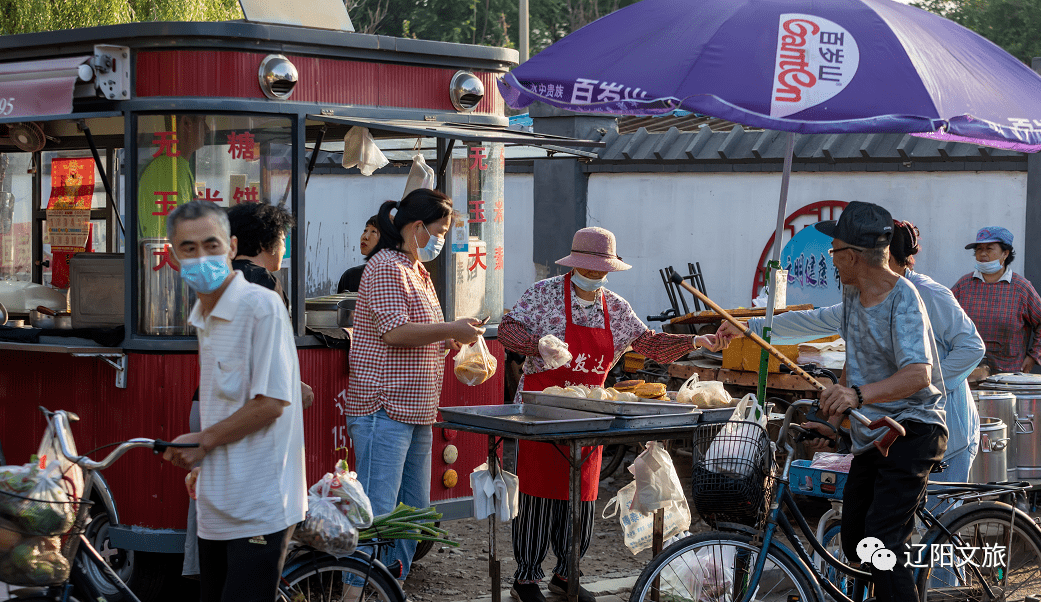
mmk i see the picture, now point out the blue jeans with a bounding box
[346,409,432,579]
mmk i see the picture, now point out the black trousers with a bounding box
[198,525,294,602]
[512,493,595,582]
[841,421,946,602]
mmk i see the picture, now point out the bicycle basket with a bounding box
[0,516,74,586]
[690,421,774,526]
[0,488,79,537]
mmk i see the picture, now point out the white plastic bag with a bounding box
[659,543,736,602]
[294,480,359,556]
[687,380,733,408]
[37,414,83,505]
[470,462,519,522]
[629,441,685,514]
[0,460,74,536]
[703,394,769,478]
[602,481,691,555]
[342,127,389,176]
[538,334,572,370]
[676,373,700,405]
[453,336,497,386]
[402,154,436,199]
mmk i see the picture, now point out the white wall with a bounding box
[586,171,1027,325]
[504,173,536,308]
[303,174,407,296]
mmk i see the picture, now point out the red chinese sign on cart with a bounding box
[47,157,94,288]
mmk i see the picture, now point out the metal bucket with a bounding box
[973,390,1018,480]
[139,238,192,335]
[979,373,1041,479]
[968,417,1009,484]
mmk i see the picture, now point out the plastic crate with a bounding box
[789,459,847,499]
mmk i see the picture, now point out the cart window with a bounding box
[449,142,505,324]
[134,114,293,336]
[0,153,34,282]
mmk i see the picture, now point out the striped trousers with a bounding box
[512,493,595,582]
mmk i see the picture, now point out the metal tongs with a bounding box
[668,269,906,456]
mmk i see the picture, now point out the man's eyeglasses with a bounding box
[828,246,863,257]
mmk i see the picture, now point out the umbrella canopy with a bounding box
[499,0,1041,152]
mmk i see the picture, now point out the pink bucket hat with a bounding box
[555,227,632,272]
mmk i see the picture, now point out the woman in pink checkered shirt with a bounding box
[345,189,486,583]
[952,226,1041,374]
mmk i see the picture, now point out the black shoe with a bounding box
[547,575,595,602]
[510,582,547,602]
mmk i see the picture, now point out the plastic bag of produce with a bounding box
[0,460,75,536]
[308,460,373,529]
[453,336,497,386]
[294,480,359,556]
[0,533,70,586]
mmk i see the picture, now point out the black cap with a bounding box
[815,201,894,248]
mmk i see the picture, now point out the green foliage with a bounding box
[912,0,1041,64]
[0,0,243,35]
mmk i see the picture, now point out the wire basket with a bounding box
[0,489,81,537]
[690,421,775,527]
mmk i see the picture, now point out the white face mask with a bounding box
[571,271,608,292]
[976,259,1003,274]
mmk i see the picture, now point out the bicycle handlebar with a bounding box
[40,406,198,471]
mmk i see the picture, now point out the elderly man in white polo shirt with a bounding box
[162,200,306,602]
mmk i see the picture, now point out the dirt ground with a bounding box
[401,447,703,602]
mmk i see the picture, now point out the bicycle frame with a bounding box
[728,400,1033,602]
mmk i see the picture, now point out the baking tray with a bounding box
[610,411,702,429]
[521,391,698,416]
[439,404,614,435]
[697,407,738,423]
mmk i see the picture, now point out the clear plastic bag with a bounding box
[537,334,572,370]
[688,380,733,408]
[676,373,700,405]
[294,480,359,556]
[0,532,70,586]
[308,459,374,529]
[0,460,74,536]
[629,441,686,514]
[453,336,497,386]
[659,544,736,602]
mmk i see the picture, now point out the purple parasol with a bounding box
[498,0,1041,152]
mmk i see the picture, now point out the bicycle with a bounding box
[627,399,1041,602]
[278,539,404,602]
[1,407,406,602]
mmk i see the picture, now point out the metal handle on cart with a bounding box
[667,271,907,456]
[1016,415,1034,434]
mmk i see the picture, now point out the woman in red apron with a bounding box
[497,227,721,602]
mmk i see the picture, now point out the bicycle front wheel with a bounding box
[280,555,405,602]
[917,505,1041,602]
[628,531,818,602]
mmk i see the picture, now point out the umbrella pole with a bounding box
[756,132,796,403]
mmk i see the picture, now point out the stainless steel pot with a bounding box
[305,293,356,329]
[979,373,1041,479]
[336,297,356,328]
[969,417,1009,484]
[973,390,1018,480]
[29,310,72,329]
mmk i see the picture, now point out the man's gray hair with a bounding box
[167,200,230,241]
[860,245,888,268]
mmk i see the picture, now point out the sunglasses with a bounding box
[828,246,864,257]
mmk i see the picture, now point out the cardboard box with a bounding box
[722,334,840,373]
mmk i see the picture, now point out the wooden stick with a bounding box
[668,270,906,455]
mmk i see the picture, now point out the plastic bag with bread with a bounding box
[453,336,498,386]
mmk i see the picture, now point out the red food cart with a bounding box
[0,15,596,599]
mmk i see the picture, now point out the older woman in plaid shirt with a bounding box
[953,226,1041,374]
[346,189,486,584]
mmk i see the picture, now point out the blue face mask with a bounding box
[415,223,445,262]
[571,271,608,292]
[179,254,232,293]
[976,259,1003,275]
